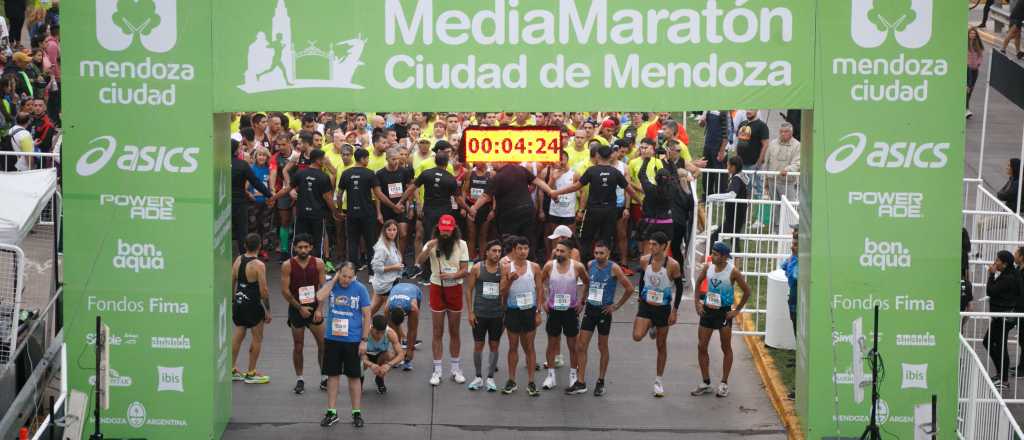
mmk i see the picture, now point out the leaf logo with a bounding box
[850,0,932,49]
[96,0,177,53]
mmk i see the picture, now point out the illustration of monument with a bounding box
[239,0,365,93]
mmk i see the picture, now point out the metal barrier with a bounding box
[958,331,1024,439]
[0,151,59,172]
[963,179,1024,297]
[0,244,23,367]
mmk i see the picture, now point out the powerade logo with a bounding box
[859,238,911,271]
[113,239,165,272]
[851,0,932,49]
[825,133,949,174]
[76,135,199,176]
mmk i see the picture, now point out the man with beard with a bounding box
[464,240,504,392]
[539,240,589,392]
[499,236,545,396]
[416,214,470,386]
[281,234,328,394]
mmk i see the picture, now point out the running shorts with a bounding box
[232,301,265,329]
[699,307,733,330]
[637,301,671,328]
[323,340,362,378]
[580,304,612,336]
[287,304,322,328]
[472,315,504,342]
[505,307,537,334]
[545,309,580,338]
[429,283,464,313]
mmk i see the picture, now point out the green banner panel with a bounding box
[801,0,964,437]
[212,0,815,112]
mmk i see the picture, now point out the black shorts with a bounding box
[472,315,504,342]
[323,340,362,378]
[699,307,733,330]
[580,305,612,336]
[547,215,574,226]
[505,307,537,334]
[276,194,294,210]
[637,301,671,328]
[232,301,265,328]
[381,206,411,224]
[287,304,322,328]
[473,203,492,227]
[545,309,580,338]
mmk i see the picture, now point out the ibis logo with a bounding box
[96,0,177,53]
[850,0,932,49]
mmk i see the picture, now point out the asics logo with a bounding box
[825,132,948,174]
[76,135,200,176]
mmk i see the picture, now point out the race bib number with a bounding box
[482,282,499,299]
[441,266,459,287]
[557,194,573,207]
[298,285,316,305]
[387,182,403,198]
[331,319,349,337]
[515,292,534,309]
[587,284,605,305]
[645,289,665,305]
[553,294,571,311]
[451,197,458,210]
[706,293,722,309]
[470,187,484,198]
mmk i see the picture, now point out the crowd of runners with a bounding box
[227,111,791,429]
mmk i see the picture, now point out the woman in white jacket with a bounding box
[370,220,405,315]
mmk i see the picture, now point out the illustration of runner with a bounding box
[257,33,293,85]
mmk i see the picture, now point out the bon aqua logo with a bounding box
[851,0,932,49]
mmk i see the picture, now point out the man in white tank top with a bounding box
[499,236,545,396]
[539,240,589,392]
[631,231,684,398]
[691,242,752,398]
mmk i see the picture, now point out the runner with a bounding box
[499,236,545,396]
[401,147,467,280]
[370,220,404,316]
[691,242,752,398]
[337,148,389,272]
[571,241,634,396]
[361,315,405,395]
[269,147,342,259]
[543,150,578,262]
[316,263,371,428]
[463,161,494,260]
[270,134,295,261]
[631,231,684,398]
[280,234,327,394]
[464,240,505,392]
[383,282,422,370]
[468,161,555,260]
[231,234,273,384]
[415,214,470,386]
[376,147,414,255]
[540,240,589,391]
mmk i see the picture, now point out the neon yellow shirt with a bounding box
[367,148,388,172]
[628,157,663,204]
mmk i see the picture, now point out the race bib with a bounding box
[470,187,484,198]
[706,293,722,309]
[557,194,573,207]
[482,282,499,299]
[587,284,605,305]
[441,266,459,287]
[298,285,316,305]
[451,197,458,210]
[553,294,571,311]
[387,182,403,198]
[645,289,665,305]
[331,319,349,337]
[515,292,534,309]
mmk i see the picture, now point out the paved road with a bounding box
[224,262,786,440]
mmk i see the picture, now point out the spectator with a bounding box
[1001,0,1024,59]
[700,110,730,198]
[967,27,983,119]
[996,158,1021,212]
[707,156,750,248]
[984,250,1019,388]
[763,122,801,201]
[6,52,34,99]
[9,111,31,170]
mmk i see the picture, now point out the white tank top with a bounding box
[549,169,577,218]
[641,257,673,306]
[705,262,736,309]
[507,260,537,310]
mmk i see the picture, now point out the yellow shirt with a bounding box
[230,116,240,135]
[367,148,388,172]
[628,157,664,204]
[565,143,590,170]
[411,150,434,170]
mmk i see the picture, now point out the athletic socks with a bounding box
[547,368,556,377]
[473,352,483,378]
[656,376,664,384]
[432,359,442,373]
[451,358,461,371]
[278,227,289,253]
[297,375,304,381]
[487,351,499,378]
[327,408,337,416]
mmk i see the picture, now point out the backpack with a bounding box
[0,127,26,171]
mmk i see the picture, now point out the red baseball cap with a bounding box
[438,214,457,233]
[601,119,616,129]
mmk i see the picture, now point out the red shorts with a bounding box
[429,283,464,313]
[630,204,644,224]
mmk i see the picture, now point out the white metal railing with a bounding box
[964,181,1024,299]
[959,331,1024,439]
[0,150,59,172]
[0,244,23,367]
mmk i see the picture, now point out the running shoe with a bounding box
[451,367,467,384]
[400,339,423,349]
[375,376,387,395]
[565,382,588,395]
[400,360,414,371]
[243,371,270,384]
[542,373,557,390]
[404,265,423,280]
[352,411,365,428]
[502,380,518,394]
[429,370,442,386]
[231,369,245,382]
[648,327,657,340]
[653,380,665,398]
[294,378,305,394]
[527,382,540,397]
[320,410,338,427]
[320,377,328,391]
[690,382,712,396]
[324,261,336,273]
[486,377,498,392]
[593,379,606,397]
[468,377,484,391]
[716,382,729,398]
[621,266,635,277]
[358,263,368,272]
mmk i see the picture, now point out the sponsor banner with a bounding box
[211,0,815,111]
[800,0,963,437]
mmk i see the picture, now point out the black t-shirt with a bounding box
[735,119,769,166]
[415,167,459,211]
[485,164,535,212]
[292,167,333,219]
[377,166,414,207]
[339,166,379,218]
[392,123,409,140]
[580,164,628,209]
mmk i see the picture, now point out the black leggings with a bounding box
[347,215,377,267]
[579,207,618,262]
[670,218,691,269]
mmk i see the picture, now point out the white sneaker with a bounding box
[653,380,665,398]
[542,373,557,390]
[716,382,729,397]
[467,377,484,390]
[966,109,974,119]
[690,382,712,396]
[485,377,498,392]
[429,370,442,386]
[568,370,578,386]
[451,367,466,384]
[554,354,565,368]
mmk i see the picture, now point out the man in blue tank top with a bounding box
[314,263,371,428]
[692,242,752,399]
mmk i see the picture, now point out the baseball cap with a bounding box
[438,214,457,233]
[601,119,616,129]
[12,52,30,64]
[547,225,573,240]
[711,242,732,258]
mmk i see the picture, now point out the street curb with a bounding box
[738,314,804,440]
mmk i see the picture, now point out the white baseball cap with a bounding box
[547,225,573,240]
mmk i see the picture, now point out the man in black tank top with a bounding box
[232,234,272,384]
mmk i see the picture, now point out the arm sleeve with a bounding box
[673,276,685,310]
[636,269,645,297]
